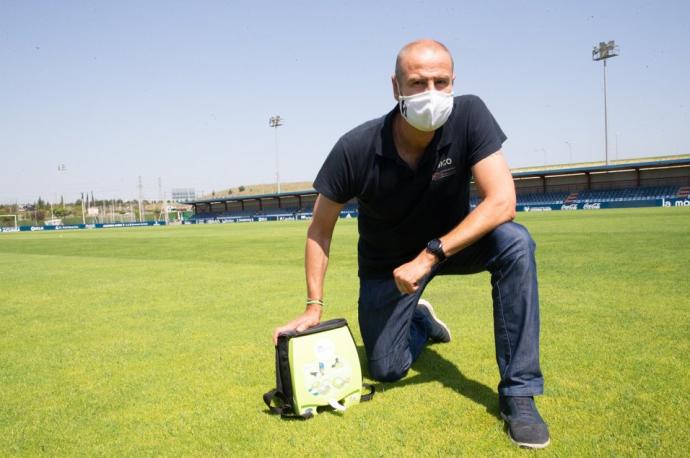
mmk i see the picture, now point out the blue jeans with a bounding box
[358,221,544,397]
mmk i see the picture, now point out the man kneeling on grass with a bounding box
[273,39,550,449]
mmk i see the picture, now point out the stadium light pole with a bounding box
[138,176,145,223]
[269,115,283,194]
[592,40,619,167]
[54,163,66,221]
[615,132,620,160]
[80,192,86,224]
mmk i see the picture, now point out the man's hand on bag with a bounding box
[272,305,322,346]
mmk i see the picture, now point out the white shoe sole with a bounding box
[508,432,551,449]
[502,412,551,449]
[417,299,451,342]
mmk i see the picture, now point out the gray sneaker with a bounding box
[416,299,451,343]
[500,396,551,449]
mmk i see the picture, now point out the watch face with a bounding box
[427,239,445,260]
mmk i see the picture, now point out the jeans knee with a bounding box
[499,222,535,255]
[367,357,409,382]
[515,225,536,253]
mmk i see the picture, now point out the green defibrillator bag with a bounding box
[263,318,374,419]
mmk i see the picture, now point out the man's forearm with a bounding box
[440,196,516,257]
[305,230,331,304]
[437,151,517,258]
[301,194,342,311]
[393,152,517,295]
[272,230,329,344]
[394,195,516,295]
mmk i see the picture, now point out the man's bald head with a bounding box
[395,39,454,82]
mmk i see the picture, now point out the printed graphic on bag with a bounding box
[304,338,353,397]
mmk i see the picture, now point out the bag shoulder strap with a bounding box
[360,383,376,402]
[263,389,287,415]
[263,388,314,420]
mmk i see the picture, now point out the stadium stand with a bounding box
[187,155,690,221]
[564,192,578,204]
[517,192,570,205]
[471,188,679,207]
[192,186,682,220]
[574,186,678,203]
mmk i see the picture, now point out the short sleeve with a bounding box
[467,97,507,166]
[313,138,356,204]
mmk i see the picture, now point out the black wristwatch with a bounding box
[426,238,446,262]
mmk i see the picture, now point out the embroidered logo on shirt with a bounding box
[432,157,456,181]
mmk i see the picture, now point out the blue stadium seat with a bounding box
[573,186,679,204]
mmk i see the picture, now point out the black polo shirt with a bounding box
[313,94,507,278]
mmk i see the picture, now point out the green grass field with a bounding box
[1,208,689,456]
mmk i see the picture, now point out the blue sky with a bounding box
[1,0,689,203]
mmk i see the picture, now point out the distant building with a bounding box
[172,188,196,203]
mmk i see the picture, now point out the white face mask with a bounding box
[398,87,454,132]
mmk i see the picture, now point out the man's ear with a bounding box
[391,75,400,101]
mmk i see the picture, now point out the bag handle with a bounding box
[328,399,347,411]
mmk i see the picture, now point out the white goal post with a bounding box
[0,215,18,228]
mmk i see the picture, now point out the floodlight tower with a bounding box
[592,40,619,166]
[269,115,283,194]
